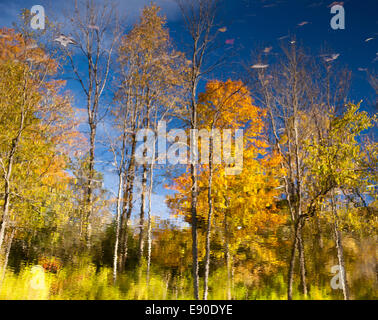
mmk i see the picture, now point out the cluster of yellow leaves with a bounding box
[117,4,188,113]
[166,80,286,273]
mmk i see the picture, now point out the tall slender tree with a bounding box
[57,0,120,244]
[175,0,220,299]
[115,4,187,272]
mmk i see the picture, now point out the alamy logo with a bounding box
[134,121,244,176]
[330,4,345,30]
[330,265,345,290]
[30,5,45,30]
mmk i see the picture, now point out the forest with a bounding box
[0,0,376,300]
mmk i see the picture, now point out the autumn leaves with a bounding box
[0,28,78,257]
[167,79,285,299]
[0,0,376,301]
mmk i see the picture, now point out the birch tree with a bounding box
[175,0,220,299]
[115,4,187,273]
[56,0,121,244]
[250,43,355,299]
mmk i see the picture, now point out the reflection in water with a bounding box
[0,215,376,300]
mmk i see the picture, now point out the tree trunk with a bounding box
[0,227,15,289]
[287,220,298,300]
[331,192,350,300]
[113,172,124,283]
[0,111,24,252]
[287,215,307,300]
[138,104,150,264]
[191,163,200,300]
[298,224,308,298]
[333,221,350,300]
[190,87,200,300]
[119,132,137,270]
[203,135,214,300]
[112,109,128,282]
[292,83,308,298]
[138,163,147,264]
[225,236,231,300]
[84,123,96,246]
[223,198,232,300]
[146,163,154,288]
[146,123,157,289]
[0,179,11,252]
